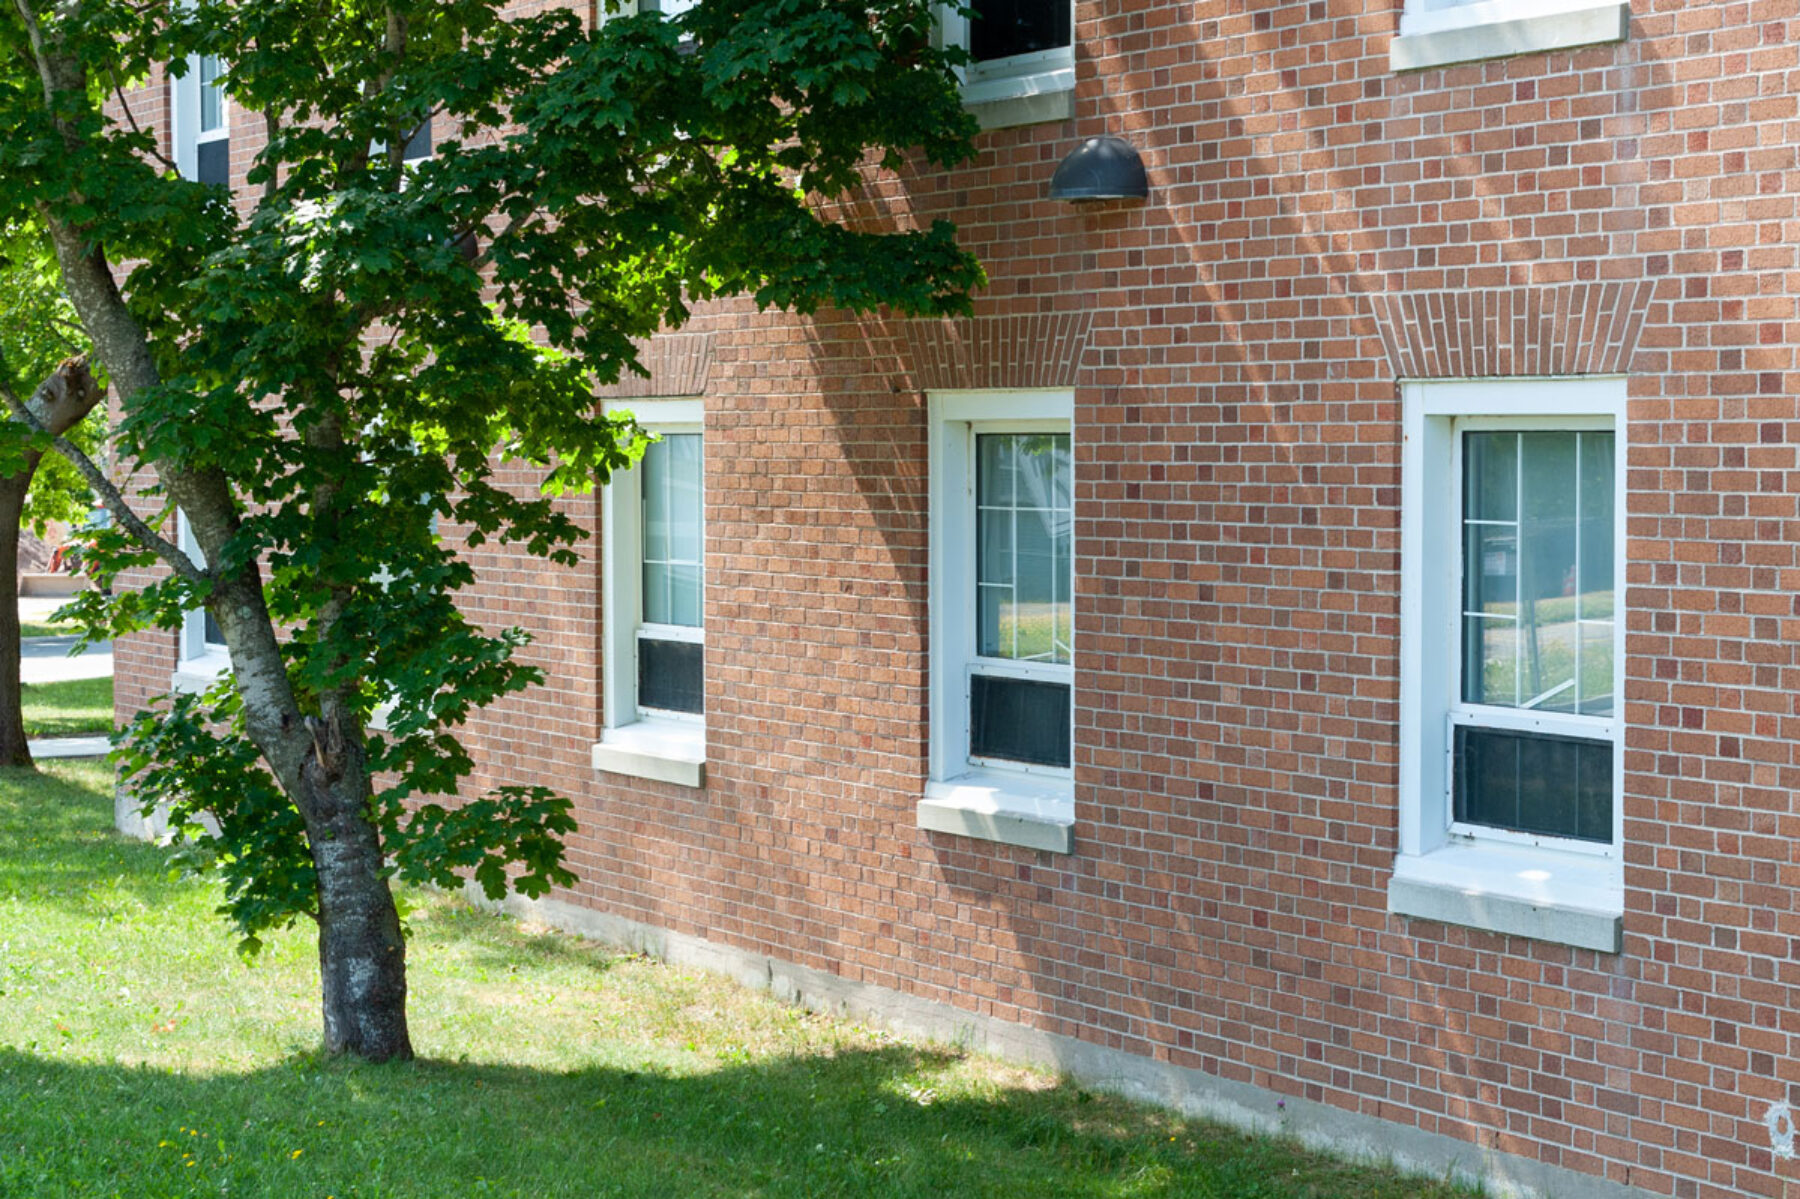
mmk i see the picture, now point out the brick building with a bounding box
[115,2,1800,1196]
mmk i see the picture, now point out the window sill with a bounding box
[1388,843,1622,953]
[963,66,1074,131]
[591,717,705,788]
[1390,2,1628,71]
[917,769,1073,854]
[170,653,231,695]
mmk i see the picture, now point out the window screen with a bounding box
[1454,725,1611,843]
[638,636,703,716]
[970,675,1070,768]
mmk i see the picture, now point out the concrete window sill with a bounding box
[917,769,1073,854]
[1388,843,1622,953]
[964,66,1074,131]
[1390,2,1629,71]
[170,653,231,695]
[592,717,705,788]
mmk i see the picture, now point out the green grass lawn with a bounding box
[20,675,113,737]
[0,764,1479,1199]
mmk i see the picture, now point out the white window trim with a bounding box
[1391,0,1630,71]
[594,398,706,788]
[171,53,229,183]
[172,514,230,694]
[1392,376,1626,953]
[921,389,1075,854]
[937,1,1075,129]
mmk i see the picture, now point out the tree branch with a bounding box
[0,362,208,590]
[110,67,181,174]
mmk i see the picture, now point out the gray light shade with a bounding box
[1048,136,1148,202]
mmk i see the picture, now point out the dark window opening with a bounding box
[969,0,1072,63]
[638,637,703,715]
[1453,725,1611,844]
[402,116,432,163]
[970,674,1070,769]
[203,609,225,649]
[196,138,230,187]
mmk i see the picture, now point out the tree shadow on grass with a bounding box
[0,1044,1472,1199]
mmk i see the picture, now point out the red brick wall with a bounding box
[111,3,1800,1196]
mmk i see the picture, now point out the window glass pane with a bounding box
[970,675,1070,768]
[203,610,225,648]
[976,432,1071,666]
[402,116,432,162]
[1577,431,1615,715]
[1454,726,1612,843]
[638,637,703,715]
[198,54,224,133]
[196,139,230,187]
[1461,429,1612,715]
[641,434,702,629]
[1463,429,1516,522]
[969,0,1073,62]
[1579,620,1613,718]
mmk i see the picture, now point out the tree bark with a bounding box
[303,716,412,1061]
[0,468,40,769]
[13,0,415,1063]
[0,356,106,770]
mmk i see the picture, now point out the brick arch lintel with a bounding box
[592,332,714,400]
[1364,280,1657,380]
[900,312,1095,392]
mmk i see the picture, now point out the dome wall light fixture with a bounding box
[1048,135,1149,203]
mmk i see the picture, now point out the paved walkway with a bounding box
[29,734,110,759]
[18,595,114,759]
[21,634,113,683]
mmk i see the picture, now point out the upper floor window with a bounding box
[941,0,1074,114]
[173,52,230,186]
[1390,0,1630,72]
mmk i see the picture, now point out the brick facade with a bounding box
[114,3,1800,1196]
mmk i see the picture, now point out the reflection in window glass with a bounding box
[1461,429,1614,717]
[976,433,1071,665]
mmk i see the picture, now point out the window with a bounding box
[402,115,432,164]
[919,390,1075,854]
[940,0,1075,127]
[1390,0,1630,71]
[1392,378,1625,952]
[594,400,706,787]
[173,512,230,692]
[172,52,230,186]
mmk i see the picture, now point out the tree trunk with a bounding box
[302,714,413,1062]
[0,469,36,769]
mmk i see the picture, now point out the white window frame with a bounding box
[1391,377,1626,952]
[593,399,706,788]
[919,389,1075,854]
[171,52,229,183]
[938,0,1075,126]
[1390,0,1630,71]
[172,513,231,693]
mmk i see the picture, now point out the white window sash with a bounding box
[601,402,703,731]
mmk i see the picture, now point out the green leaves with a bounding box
[7,0,982,963]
